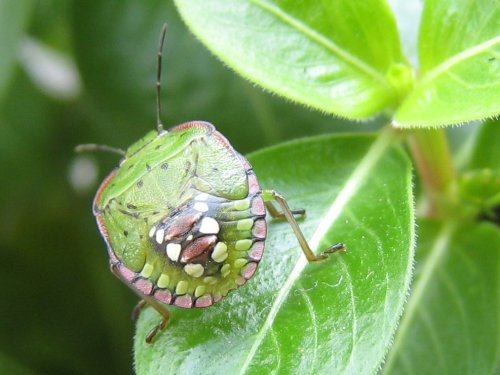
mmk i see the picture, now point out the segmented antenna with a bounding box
[156,23,168,133]
[75,144,126,156]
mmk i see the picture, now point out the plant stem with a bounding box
[407,128,456,217]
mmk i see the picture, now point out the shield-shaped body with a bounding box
[94,121,266,308]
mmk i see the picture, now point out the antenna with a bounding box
[75,144,126,156]
[156,23,168,133]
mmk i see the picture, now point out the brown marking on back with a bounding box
[180,235,217,263]
[164,211,202,240]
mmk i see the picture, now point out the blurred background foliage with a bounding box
[0,1,382,374]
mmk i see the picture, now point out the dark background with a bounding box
[0,1,381,374]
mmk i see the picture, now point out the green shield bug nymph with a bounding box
[78,24,345,343]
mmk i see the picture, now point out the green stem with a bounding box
[407,128,456,217]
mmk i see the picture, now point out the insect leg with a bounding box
[264,200,305,219]
[261,189,346,262]
[131,299,148,322]
[140,296,171,344]
[74,143,126,156]
[111,264,170,343]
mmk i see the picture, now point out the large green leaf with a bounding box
[134,132,415,374]
[382,220,500,374]
[0,0,32,101]
[395,0,500,127]
[174,0,412,119]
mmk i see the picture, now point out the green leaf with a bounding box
[458,119,500,223]
[0,0,32,101]
[134,132,415,374]
[468,119,500,170]
[382,220,500,374]
[0,351,39,375]
[395,0,500,127]
[174,0,412,119]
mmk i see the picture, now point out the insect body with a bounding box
[81,25,345,343]
[94,121,266,309]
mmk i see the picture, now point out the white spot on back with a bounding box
[157,273,170,288]
[193,202,209,212]
[175,280,189,295]
[149,226,156,238]
[184,263,204,278]
[221,264,231,278]
[199,217,219,234]
[141,263,154,278]
[166,243,182,262]
[211,242,228,263]
[155,228,165,244]
[195,193,209,201]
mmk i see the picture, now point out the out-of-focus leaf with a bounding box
[0,69,132,375]
[382,220,500,374]
[468,119,500,170]
[72,0,168,132]
[0,0,32,101]
[395,0,500,127]
[0,352,39,375]
[458,119,500,223]
[134,132,415,374]
[174,0,413,119]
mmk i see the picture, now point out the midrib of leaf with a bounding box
[239,129,396,374]
[248,0,393,92]
[418,36,500,86]
[382,222,457,374]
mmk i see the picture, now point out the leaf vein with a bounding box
[247,0,392,91]
[418,35,500,86]
[298,287,319,372]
